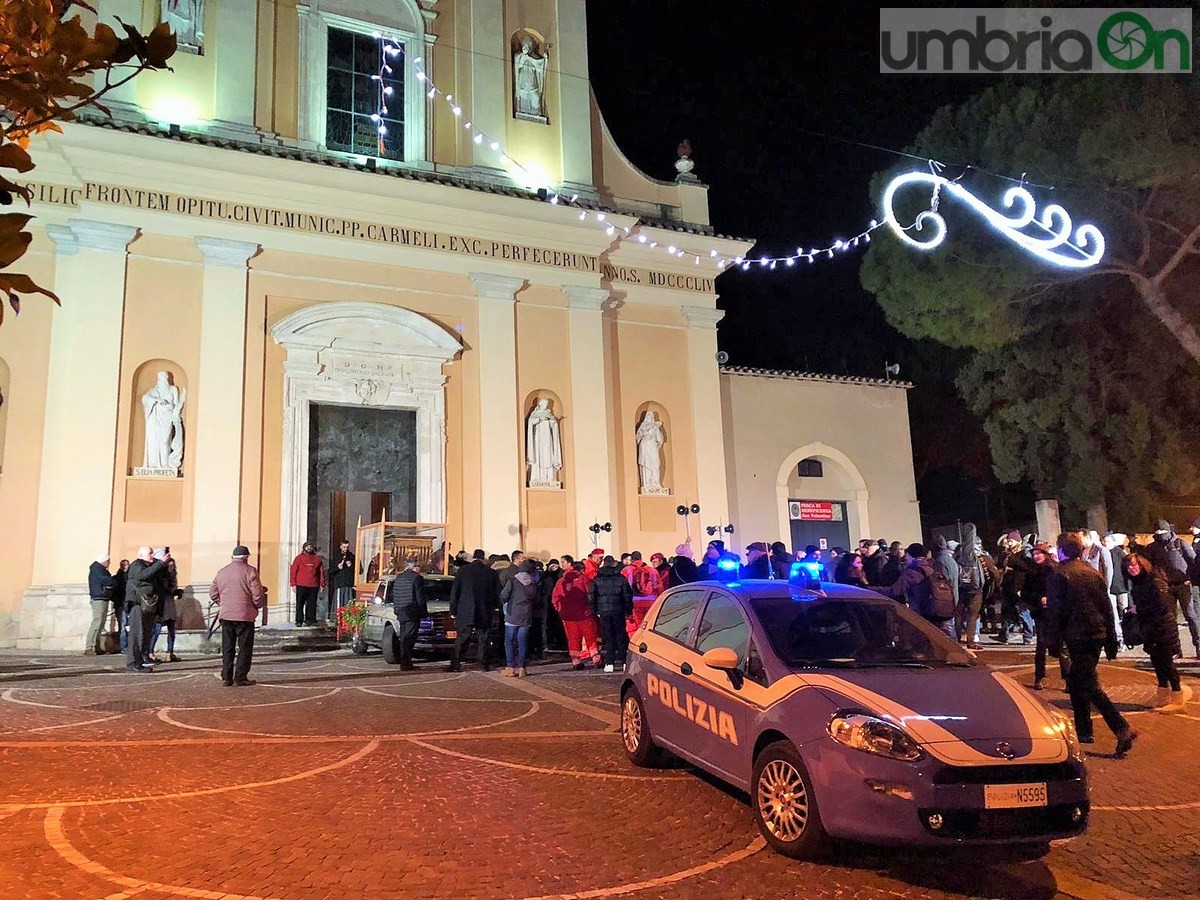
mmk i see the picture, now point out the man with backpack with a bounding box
[877,543,958,639]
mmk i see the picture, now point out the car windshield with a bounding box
[748,593,977,669]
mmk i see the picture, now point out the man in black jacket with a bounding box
[588,556,633,672]
[448,549,500,672]
[86,554,115,656]
[124,547,166,674]
[387,559,426,670]
[1147,519,1198,657]
[331,539,356,620]
[1046,532,1136,756]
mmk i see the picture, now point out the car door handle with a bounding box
[680,662,693,676]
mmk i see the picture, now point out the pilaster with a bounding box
[189,237,259,581]
[467,0,508,177]
[564,285,617,552]
[680,305,730,528]
[33,220,139,583]
[208,0,272,144]
[470,272,524,551]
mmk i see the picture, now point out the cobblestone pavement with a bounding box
[1,645,1197,899]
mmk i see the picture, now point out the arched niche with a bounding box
[523,389,565,489]
[510,27,550,124]
[128,360,190,474]
[634,400,672,494]
[0,356,9,473]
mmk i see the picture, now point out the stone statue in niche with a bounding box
[138,371,186,476]
[162,0,205,54]
[526,398,562,489]
[636,410,669,495]
[513,34,548,123]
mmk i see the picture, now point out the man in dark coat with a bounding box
[448,549,500,672]
[387,559,426,670]
[123,547,166,674]
[1149,519,1200,657]
[331,539,356,619]
[86,554,116,656]
[588,556,633,672]
[860,540,887,587]
[1046,532,1136,756]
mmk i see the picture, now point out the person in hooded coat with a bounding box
[1124,552,1186,710]
[954,523,985,648]
[769,542,794,580]
[930,535,960,610]
[500,558,537,677]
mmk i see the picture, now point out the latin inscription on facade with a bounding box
[24,180,717,294]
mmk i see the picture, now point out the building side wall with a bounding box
[721,373,922,549]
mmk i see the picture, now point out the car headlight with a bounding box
[829,712,924,762]
[1050,709,1082,759]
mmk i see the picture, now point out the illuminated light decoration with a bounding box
[881,171,1105,269]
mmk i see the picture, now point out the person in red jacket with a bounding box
[289,542,326,627]
[552,565,601,670]
[622,551,660,637]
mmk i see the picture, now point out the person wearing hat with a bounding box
[288,541,326,628]
[743,542,771,579]
[670,543,700,585]
[701,540,725,579]
[650,552,670,593]
[582,548,606,588]
[210,545,267,686]
[86,553,116,656]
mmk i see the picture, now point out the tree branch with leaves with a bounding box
[0,0,175,324]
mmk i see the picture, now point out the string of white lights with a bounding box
[395,47,896,273]
[377,40,1104,273]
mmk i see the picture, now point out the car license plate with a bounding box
[446,630,457,639]
[984,783,1047,809]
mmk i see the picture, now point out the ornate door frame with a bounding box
[271,302,461,606]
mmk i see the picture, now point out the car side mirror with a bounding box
[702,647,740,671]
[702,647,744,690]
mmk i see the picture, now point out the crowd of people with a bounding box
[87,544,267,685]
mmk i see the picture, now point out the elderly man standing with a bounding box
[86,553,115,656]
[210,545,267,687]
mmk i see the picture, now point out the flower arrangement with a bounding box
[336,601,369,640]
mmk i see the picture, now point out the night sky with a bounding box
[587,1,1024,531]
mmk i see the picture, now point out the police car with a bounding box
[619,569,1087,859]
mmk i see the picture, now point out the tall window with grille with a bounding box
[325,27,404,160]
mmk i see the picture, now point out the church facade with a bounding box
[0,0,920,648]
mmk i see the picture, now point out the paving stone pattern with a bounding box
[0,647,1196,899]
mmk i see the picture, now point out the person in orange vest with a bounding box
[289,542,326,627]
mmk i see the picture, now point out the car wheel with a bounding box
[752,740,829,858]
[621,687,665,768]
[381,625,399,665]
